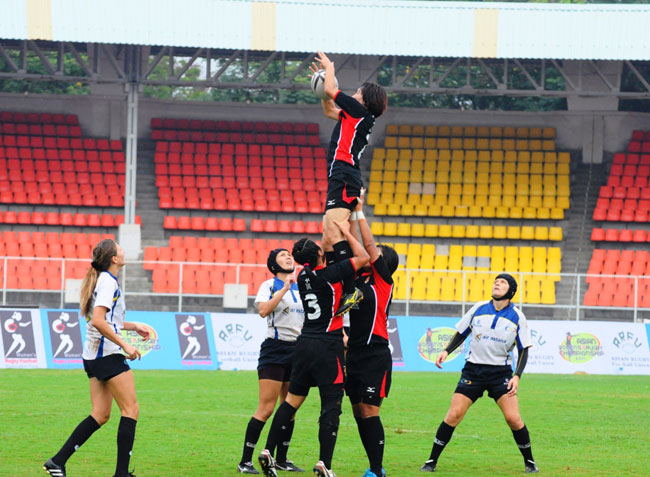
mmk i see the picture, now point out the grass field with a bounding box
[1,370,649,477]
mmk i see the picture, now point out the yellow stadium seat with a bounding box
[478,150,491,162]
[476,138,489,150]
[490,126,503,137]
[397,137,410,149]
[463,138,476,150]
[450,138,463,149]
[542,196,556,209]
[495,207,509,219]
[425,224,438,238]
[367,191,380,206]
[531,151,544,163]
[374,203,387,215]
[371,222,384,236]
[386,148,399,161]
[542,140,555,151]
[489,138,503,149]
[530,163,543,174]
[385,136,398,148]
[465,225,479,238]
[412,125,424,136]
[537,207,551,220]
[516,139,529,150]
[450,125,462,137]
[482,206,496,218]
[438,224,452,237]
[398,125,412,135]
[529,140,542,150]
[424,125,437,137]
[387,204,401,216]
[383,222,397,235]
[413,149,425,161]
[540,280,556,304]
[534,227,549,241]
[558,152,570,164]
[523,207,536,219]
[509,207,524,219]
[515,127,528,138]
[434,255,449,271]
[503,127,515,138]
[463,126,477,137]
[506,226,521,240]
[414,204,428,217]
[529,127,542,139]
[386,125,398,135]
[479,225,493,239]
[441,205,456,217]
[437,138,450,149]
[493,226,507,239]
[452,225,465,238]
[373,148,386,160]
[549,226,563,241]
[402,204,415,216]
[542,127,556,139]
[520,226,535,240]
[428,204,442,216]
[525,280,541,304]
[411,137,424,149]
[397,223,411,237]
[411,223,425,237]
[468,205,483,217]
[550,208,564,220]
[503,139,516,150]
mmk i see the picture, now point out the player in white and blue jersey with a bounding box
[238,249,305,474]
[44,239,150,477]
[420,274,539,474]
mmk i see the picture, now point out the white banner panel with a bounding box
[527,321,650,375]
[0,309,46,368]
[209,313,267,371]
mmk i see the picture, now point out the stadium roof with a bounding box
[2,0,650,61]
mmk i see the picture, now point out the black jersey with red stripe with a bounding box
[326,91,375,177]
[297,258,356,340]
[348,256,394,348]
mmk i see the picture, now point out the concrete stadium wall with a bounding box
[2,92,650,162]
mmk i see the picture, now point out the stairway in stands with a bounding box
[558,159,608,318]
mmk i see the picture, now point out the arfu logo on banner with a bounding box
[48,311,83,363]
[218,322,253,347]
[1,310,37,363]
[176,314,212,365]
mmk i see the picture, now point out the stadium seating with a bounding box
[152,119,327,213]
[0,230,115,290]
[371,222,562,241]
[143,236,292,294]
[0,211,140,227]
[593,131,650,223]
[387,242,561,304]
[0,111,125,207]
[369,124,570,220]
[590,227,650,243]
[584,248,650,307]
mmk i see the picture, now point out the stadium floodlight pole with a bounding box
[124,81,138,225]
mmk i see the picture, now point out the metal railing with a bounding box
[1,256,648,322]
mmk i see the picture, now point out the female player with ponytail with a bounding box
[44,239,149,477]
[237,249,305,474]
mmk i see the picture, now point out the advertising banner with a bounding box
[124,311,218,370]
[0,309,46,368]
[526,321,650,375]
[209,313,267,371]
[41,310,85,369]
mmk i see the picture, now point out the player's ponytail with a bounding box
[80,239,117,318]
[292,238,321,270]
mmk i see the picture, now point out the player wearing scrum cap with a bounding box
[420,274,539,474]
[237,249,305,474]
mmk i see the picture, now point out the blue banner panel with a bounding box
[392,316,468,372]
[123,311,218,370]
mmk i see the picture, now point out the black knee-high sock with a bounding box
[52,415,101,465]
[325,251,337,266]
[333,240,354,294]
[115,417,137,477]
[428,421,456,463]
[265,401,296,456]
[275,418,295,463]
[358,416,385,476]
[512,425,535,464]
[240,417,266,464]
[355,416,371,457]
[318,419,339,469]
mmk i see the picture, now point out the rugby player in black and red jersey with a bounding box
[258,219,369,477]
[309,51,387,317]
[347,191,398,477]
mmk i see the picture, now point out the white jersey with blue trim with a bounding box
[82,271,126,360]
[456,300,532,367]
[255,277,304,342]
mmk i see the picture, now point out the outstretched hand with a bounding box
[315,51,333,69]
[435,350,448,369]
[309,61,323,75]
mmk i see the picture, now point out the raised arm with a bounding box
[354,189,380,263]
[310,52,340,120]
[333,218,369,270]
